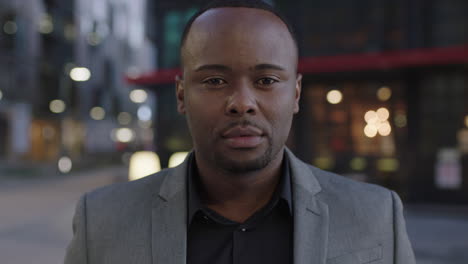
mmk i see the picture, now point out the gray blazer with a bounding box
[65,149,415,264]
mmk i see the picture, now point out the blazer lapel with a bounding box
[150,149,329,264]
[286,148,329,264]
[151,160,189,264]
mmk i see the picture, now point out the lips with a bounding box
[221,126,264,148]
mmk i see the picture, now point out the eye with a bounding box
[203,78,226,86]
[257,77,278,85]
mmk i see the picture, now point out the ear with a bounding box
[175,75,186,114]
[293,73,302,114]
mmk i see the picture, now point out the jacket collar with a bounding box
[152,147,329,264]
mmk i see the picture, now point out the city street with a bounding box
[0,168,467,264]
[0,167,127,264]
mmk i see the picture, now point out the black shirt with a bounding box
[186,153,294,264]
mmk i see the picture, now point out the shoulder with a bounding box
[309,165,393,203]
[305,165,398,230]
[83,168,172,210]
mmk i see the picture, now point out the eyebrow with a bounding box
[253,63,286,71]
[194,64,232,72]
[194,63,287,73]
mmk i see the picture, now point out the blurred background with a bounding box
[0,0,467,263]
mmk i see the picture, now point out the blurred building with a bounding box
[128,0,468,204]
[0,0,42,161]
[0,0,155,172]
[73,0,156,160]
[277,0,468,203]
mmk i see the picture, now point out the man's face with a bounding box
[177,7,301,173]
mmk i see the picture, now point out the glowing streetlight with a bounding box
[70,67,91,81]
[326,90,343,104]
[49,99,66,113]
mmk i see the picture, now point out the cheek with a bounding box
[262,90,297,135]
[263,88,297,118]
[185,92,221,134]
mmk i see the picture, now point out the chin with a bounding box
[214,147,273,174]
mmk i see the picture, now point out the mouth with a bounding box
[221,126,265,149]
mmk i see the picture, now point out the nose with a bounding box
[225,84,258,116]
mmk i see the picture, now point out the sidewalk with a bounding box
[405,204,468,264]
[0,159,127,188]
[0,165,127,264]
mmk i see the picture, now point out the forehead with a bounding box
[181,7,297,72]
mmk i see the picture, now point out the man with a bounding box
[65,1,415,263]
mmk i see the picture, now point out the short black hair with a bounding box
[180,0,297,51]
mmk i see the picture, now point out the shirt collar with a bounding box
[187,151,293,225]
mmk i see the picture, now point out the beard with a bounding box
[191,119,284,174]
[212,135,274,174]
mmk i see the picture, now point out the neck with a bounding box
[194,149,284,223]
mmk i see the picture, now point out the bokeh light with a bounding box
[70,67,91,81]
[364,124,378,138]
[377,158,399,172]
[128,151,161,181]
[350,157,367,171]
[3,21,17,34]
[113,128,135,143]
[364,110,378,124]
[137,105,152,121]
[168,152,189,168]
[395,113,407,128]
[90,107,105,120]
[130,89,148,103]
[117,112,132,125]
[49,99,66,113]
[58,156,72,173]
[377,86,392,101]
[314,157,334,170]
[326,90,343,104]
[378,121,392,136]
[39,14,54,34]
[376,107,390,121]
[365,108,392,137]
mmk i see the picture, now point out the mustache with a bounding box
[219,120,265,135]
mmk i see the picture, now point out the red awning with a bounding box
[126,44,468,86]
